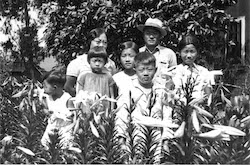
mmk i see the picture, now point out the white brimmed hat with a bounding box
[137,18,167,37]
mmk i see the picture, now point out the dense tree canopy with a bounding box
[0,0,238,69]
[35,0,238,70]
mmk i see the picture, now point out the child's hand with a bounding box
[162,91,175,107]
[165,78,175,91]
[66,112,75,121]
[162,94,169,106]
[43,108,53,116]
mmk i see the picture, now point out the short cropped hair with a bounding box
[87,46,108,64]
[42,70,66,87]
[134,51,156,68]
[118,41,139,57]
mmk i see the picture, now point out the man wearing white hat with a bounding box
[137,18,177,81]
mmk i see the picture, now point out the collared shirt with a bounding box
[117,78,172,121]
[115,77,173,138]
[171,63,212,99]
[139,45,177,80]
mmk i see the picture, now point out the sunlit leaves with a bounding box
[89,120,100,138]
[16,146,35,156]
[174,121,185,138]
[192,110,200,132]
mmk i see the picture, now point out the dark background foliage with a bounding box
[3,1,250,164]
[34,0,238,69]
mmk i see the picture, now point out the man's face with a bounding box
[143,28,161,47]
[135,63,156,87]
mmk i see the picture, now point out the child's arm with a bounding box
[109,76,117,110]
[76,73,86,94]
[109,84,115,110]
[204,85,212,96]
[36,88,53,116]
[161,90,175,140]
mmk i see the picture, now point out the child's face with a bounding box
[180,44,198,66]
[135,63,156,87]
[120,48,136,70]
[89,57,105,73]
[43,80,55,95]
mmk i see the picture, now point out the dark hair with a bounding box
[85,28,106,51]
[118,41,139,57]
[178,34,200,52]
[134,51,156,68]
[42,70,66,87]
[87,46,108,63]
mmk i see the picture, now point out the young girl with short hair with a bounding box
[76,46,116,109]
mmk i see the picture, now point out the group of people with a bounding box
[39,17,214,158]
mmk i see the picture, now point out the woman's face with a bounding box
[180,44,198,66]
[120,48,137,70]
[90,33,108,49]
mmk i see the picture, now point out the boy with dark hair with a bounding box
[116,52,173,164]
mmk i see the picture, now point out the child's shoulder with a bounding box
[113,70,124,79]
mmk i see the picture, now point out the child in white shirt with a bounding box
[117,52,173,164]
[113,41,139,135]
[40,70,74,149]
